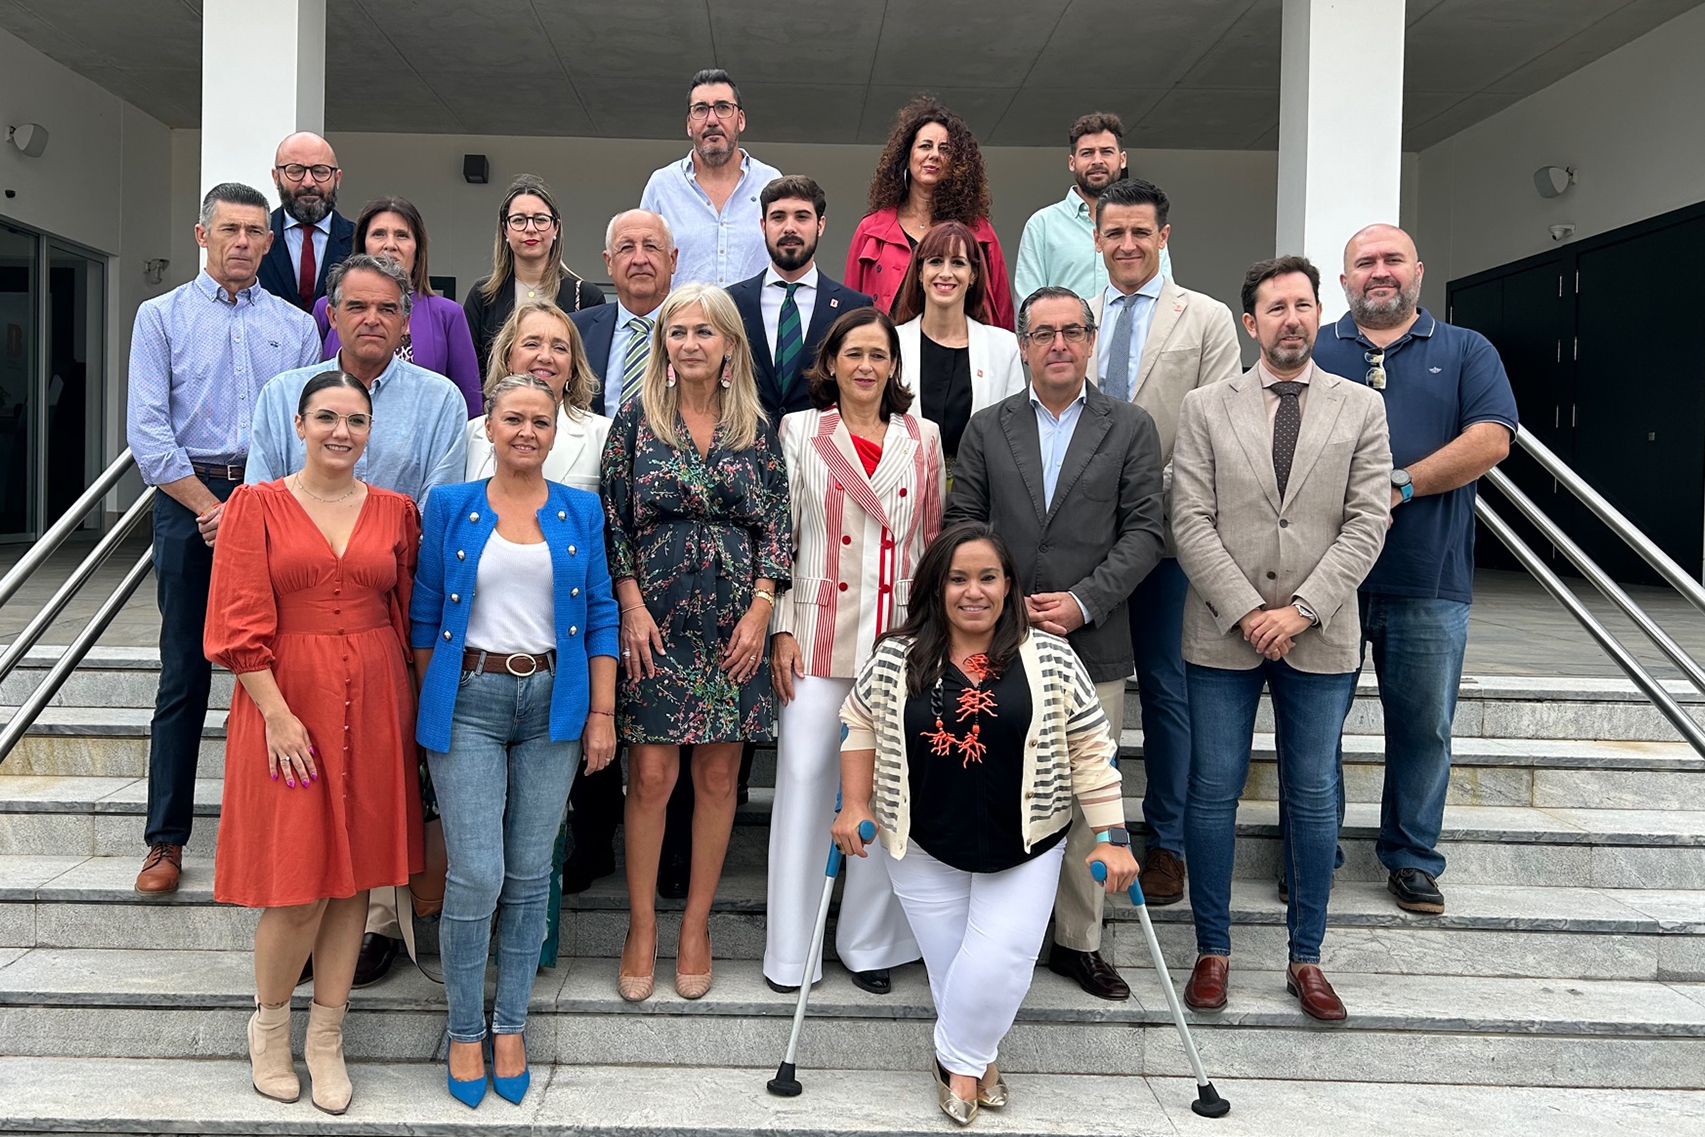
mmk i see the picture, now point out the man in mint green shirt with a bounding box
[1014,113,1172,302]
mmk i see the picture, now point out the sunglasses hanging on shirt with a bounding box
[1364,348,1387,390]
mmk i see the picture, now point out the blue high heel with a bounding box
[445,1037,487,1109]
[491,1033,530,1105]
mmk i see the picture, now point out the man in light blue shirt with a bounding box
[639,68,781,287]
[1014,113,1171,303]
[248,254,466,504]
[127,182,321,895]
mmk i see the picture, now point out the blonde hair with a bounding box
[639,283,767,453]
[484,301,597,419]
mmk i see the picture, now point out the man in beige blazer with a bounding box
[1086,177,1242,908]
[1170,255,1390,1024]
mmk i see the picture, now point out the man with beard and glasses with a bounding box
[1014,114,1172,303]
[641,68,781,287]
[728,176,873,422]
[1172,255,1389,1023]
[258,132,355,312]
[1310,224,1516,918]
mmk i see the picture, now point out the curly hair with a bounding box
[865,95,991,224]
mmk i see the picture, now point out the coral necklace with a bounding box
[922,652,999,768]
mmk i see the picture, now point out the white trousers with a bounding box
[763,675,920,985]
[886,839,1067,1077]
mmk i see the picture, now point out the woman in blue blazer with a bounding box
[410,374,618,1108]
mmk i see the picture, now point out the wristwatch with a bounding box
[1096,828,1132,847]
[1390,468,1414,504]
[1292,599,1319,627]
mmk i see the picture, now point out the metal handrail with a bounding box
[1512,427,1705,617]
[0,448,140,611]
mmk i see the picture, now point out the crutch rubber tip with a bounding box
[767,1062,802,1097]
[1190,1082,1230,1118]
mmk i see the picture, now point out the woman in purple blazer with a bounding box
[314,196,482,418]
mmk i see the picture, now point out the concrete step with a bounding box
[3,776,1703,887]
[5,1058,1702,1137]
[4,855,1698,981]
[1,949,1702,1089]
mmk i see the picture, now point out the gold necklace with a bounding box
[293,473,359,504]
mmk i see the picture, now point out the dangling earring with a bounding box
[666,364,677,388]
[719,356,732,390]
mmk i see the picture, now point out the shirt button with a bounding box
[570,626,578,636]
[897,488,907,497]
[470,512,480,523]
[1266,571,1277,580]
[451,594,460,603]
[558,511,567,520]
[443,630,452,641]
[568,545,577,555]
[838,582,849,592]
[457,550,465,560]
[1279,519,1290,528]
[344,725,350,731]
[842,535,852,545]
[571,587,580,597]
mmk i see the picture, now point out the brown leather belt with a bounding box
[192,461,246,481]
[461,649,556,676]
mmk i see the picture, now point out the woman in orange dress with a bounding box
[206,370,423,1116]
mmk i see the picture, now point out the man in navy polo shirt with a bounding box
[1311,224,1516,916]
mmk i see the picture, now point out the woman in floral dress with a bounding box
[601,282,790,1001]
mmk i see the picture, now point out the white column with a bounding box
[1276,0,1405,319]
[199,0,325,205]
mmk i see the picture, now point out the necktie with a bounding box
[774,281,803,393]
[1103,294,1134,402]
[620,316,654,407]
[1270,381,1305,498]
[296,224,317,309]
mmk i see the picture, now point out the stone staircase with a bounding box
[0,646,1702,1135]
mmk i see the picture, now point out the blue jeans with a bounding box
[1356,593,1470,878]
[1128,557,1190,856]
[1185,659,1354,964]
[427,668,579,1044]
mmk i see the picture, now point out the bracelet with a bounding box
[588,709,614,717]
[752,587,775,607]
[620,604,645,615]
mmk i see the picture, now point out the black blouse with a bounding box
[919,333,974,459]
[903,656,1059,873]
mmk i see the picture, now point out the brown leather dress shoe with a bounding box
[135,844,182,894]
[1286,964,1346,1021]
[1184,955,1228,1010]
[351,933,401,988]
[1047,947,1131,1000]
[1139,847,1186,906]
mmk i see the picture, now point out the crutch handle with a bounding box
[1089,860,1148,907]
[823,820,878,876]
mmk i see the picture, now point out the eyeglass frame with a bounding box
[688,100,742,122]
[505,213,558,232]
[1021,324,1095,347]
[300,409,374,433]
[1364,348,1387,390]
[275,163,340,183]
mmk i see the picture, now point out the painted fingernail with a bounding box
[286,777,294,788]
[271,770,278,781]
[310,772,317,781]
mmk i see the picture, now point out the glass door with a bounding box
[45,243,104,526]
[0,222,38,540]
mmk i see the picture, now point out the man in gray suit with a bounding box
[946,285,1166,1000]
[1170,255,1390,1023]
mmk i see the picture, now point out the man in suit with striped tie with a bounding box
[563,209,676,895]
[726,175,873,423]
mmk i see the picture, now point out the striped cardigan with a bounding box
[840,629,1125,861]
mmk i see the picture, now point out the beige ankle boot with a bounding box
[247,1000,299,1103]
[304,1000,352,1114]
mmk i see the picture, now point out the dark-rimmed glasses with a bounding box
[275,163,339,183]
[1022,324,1093,346]
[688,100,741,121]
[506,213,557,232]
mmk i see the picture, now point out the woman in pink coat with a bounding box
[845,96,1014,331]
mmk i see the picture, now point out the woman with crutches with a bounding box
[764,308,944,995]
[834,523,1138,1125]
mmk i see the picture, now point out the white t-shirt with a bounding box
[464,531,555,655]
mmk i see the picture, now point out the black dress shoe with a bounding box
[1388,867,1445,914]
[1046,947,1130,1001]
[562,853,617,895]
[658,858,690,901]
[296,956,313,986]
[765,976,801,994]
[849,968,890,994]
[1277,867,1288,903]
[351,932,402,988]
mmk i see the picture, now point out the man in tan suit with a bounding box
[1170,255,1390,1024]
[1083,177,1241,910]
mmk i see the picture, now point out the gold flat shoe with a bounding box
[934,1059,979,1126]
[617,933,657,1003]
[977,1067,1008,1108]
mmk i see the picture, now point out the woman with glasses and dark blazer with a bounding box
[464,174,606,374]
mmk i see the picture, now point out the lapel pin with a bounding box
[977,369,985,377]
[830,298,840,308]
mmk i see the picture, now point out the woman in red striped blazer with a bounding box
[763,308,946,995]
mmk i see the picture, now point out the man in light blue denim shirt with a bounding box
[248,254,467,505]
[639,68,781,287]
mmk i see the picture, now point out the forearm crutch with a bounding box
[1092,860,1230,1118]
[767,812,876,1096]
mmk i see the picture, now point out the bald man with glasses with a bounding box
[258,131,355,312]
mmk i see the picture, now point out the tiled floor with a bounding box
[4,539,1705,680]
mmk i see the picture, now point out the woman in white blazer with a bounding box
[465,301,611,493]
[890,221,1025,475]
[764,307,945,996]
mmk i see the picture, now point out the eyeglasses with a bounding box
[275,163,339,183]
[506,213,557,232]
[688,100,741,122]
[305,410,373,433]
[1364,349,1387,390]
[1022,324,1092,346]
